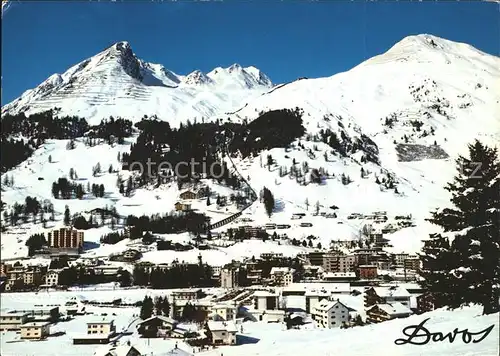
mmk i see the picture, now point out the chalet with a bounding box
[73,317,116,344]
[207,320,238,345]
[179,190,197,200]
[312,299,351,329]
[364,286,411,308]
[174,202,191,212]
[136,315,178,338]
[121,249,141,262]
[366,302,413,323]
[20,322,51,340]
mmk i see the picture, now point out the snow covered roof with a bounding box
[323,272,357,278]
[313,299,350,313]
[373,286,411,298]
[161,348,194,356]
[93,345,144,356]
[253,290,278,297]
[136,315,177,326]
[371,302,413,316]
[87,317,114,325]
[270,267,294,274]
[20,321,51,327]
[207,320,238,332]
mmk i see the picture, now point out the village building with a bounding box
[93,344,144,356]
[245,261,263,285]
[404,255,421,271]
[5,265,26,291]
[364,286,411,308]
[136,315,178,338]
[393,253,409,267]
[312,299,351,329]
[44,269,62,287]
[281,283,351,312]
[366,302,413,323]
[0,263,11,278]
[220,267,239,289]
[358,265,378,279]
[0,310,30,331]
[323,272,357,282]
[323,253,356,273]
[207,320,238,345]
[171,289,204,301]
[210,303,237,321]
[260,252,284,260]
[73,317,116,344]
[303,265,324,280]
[174,202,192,212]
[179,190,197,200]
[269,267,294,287]
[5,306,60,324]
[46,227,84,252]
[121,249,141,262]
[20,322,51,340]
[253,290,279,311]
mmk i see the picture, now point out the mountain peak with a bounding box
[183,70,213,85]
[228,63,242,72]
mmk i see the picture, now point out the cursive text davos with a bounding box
[394,318,495,346]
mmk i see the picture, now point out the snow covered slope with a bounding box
[1,34,499,260]
[1,41,273,126]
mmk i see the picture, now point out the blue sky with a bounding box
[1,1,499,104]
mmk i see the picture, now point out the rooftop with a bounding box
[207,320,238,333]
[372,302,412,316]
[87,317,114,325]
[20,322,51,327]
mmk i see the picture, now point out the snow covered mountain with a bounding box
[1,34,499,261]
[1,41,273,126]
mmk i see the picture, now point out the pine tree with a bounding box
[262,187,275,217]
[420,140,500,315]
[140,296,154,320]
[64,205,71,226]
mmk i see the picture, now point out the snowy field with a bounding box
[1,289,498,356]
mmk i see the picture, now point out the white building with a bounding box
[44,270,61,287]
[220,267,239,289]
[210,303,237,322]
[207,320,238,345]
[269,267,294,287]
[253,290,279,311]
[312,299,350,329]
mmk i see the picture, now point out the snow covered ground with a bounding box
[1,289,498,356]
